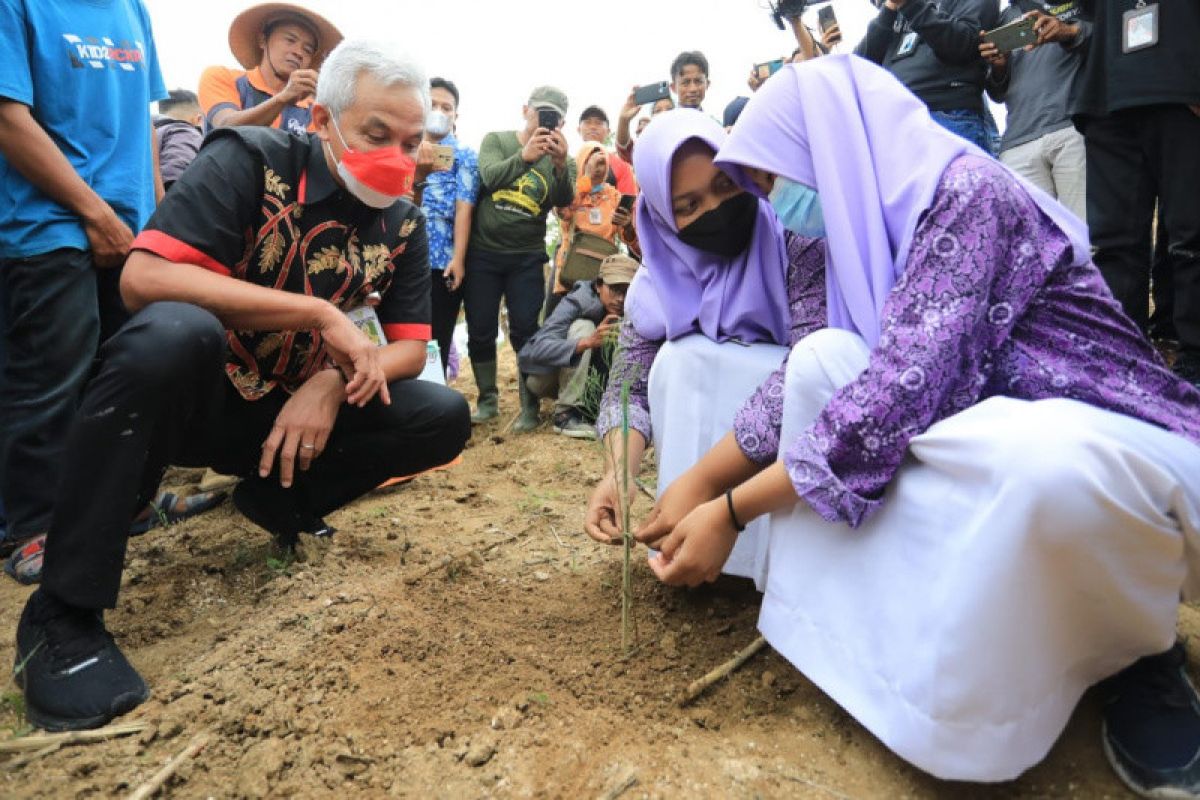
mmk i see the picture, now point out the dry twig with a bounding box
[0,721,147,754]
[5,742,62,771]
[126,732,211,800]
[680,636,768,706]
[633,477,656,500]
[597,770,638,800]
[403,533,521,584]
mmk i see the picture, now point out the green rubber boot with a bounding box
[511,374,541,433]
[470,359,498,424]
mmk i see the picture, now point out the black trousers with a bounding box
[463,248,545,363]
[430,269,462,373]
[41,302,471,610]
[1084,104,1200,360]
[0,248,127,540]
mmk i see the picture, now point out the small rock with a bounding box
[762,671,777,689]
[532,571,550,582]
[137,724,159,747]
[464,741,496,767]
[160,720,185,740]
[660,632,680,660]
[386,531,399,541]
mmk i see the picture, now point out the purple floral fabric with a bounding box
[597,233,828,446]
[786,155,1200,527]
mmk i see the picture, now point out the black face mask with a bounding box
[676,192,758,259]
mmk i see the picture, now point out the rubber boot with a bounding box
[511,374,541,433]
[470,359,499,423]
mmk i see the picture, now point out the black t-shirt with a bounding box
[1071,0,1200,119]
[132,127,430,401]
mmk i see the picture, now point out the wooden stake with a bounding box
[680,636,768,706]
[126,732,210,800]
[0,721,147,754]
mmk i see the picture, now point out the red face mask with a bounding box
[328,117,415,208]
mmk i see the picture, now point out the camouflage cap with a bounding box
[528,85,569,118]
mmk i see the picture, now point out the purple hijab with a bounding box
[715,55,1092,348]
[625,109,791,344]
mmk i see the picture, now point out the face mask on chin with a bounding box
[326,116,415,209]
[675,192,759,259]
[426,110,452,138]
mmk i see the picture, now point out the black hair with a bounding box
[429,77,460,109]
[578,105,609,124]
[263,14,320,45]
[159,88,199,113]
[670,51,709,80]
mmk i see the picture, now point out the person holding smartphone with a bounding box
[551,144,633,298]
[412,78,480,375]
[464,86,575,432]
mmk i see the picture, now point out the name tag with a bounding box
[896,31,920,58]
[588,208,603,226]
[1122,3,1158,53]
[346,306,385,347]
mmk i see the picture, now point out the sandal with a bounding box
[4,534,45,585]
[128,489,227,536]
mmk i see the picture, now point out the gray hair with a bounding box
[316,40,429,118]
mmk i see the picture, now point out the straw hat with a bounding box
[228,3,343,71]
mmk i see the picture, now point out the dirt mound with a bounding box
[0,362,1192,798]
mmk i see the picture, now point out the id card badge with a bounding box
[346,305,386,347]
[895,31,920,58]
[588,207,603,225]
[1123,1,1159,53]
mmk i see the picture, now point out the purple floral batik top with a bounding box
[597,232,828,459]
[786,155,1200,527]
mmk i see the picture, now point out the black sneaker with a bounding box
[1102,641,1200,799]
[14,589,148,731]
[552,409,597,440]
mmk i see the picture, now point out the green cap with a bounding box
[528,85,569,118]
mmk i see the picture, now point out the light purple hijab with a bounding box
[715,55,1092,348]
[625,109,791,344]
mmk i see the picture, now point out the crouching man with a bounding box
[518,255,637,438]
[14,40,470,732]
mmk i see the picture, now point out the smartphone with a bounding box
[617,194,636,214]
[754,59,786,81]
[818,5,838,34]
[633,81,671,106]
[536,107,561,130]
[983,15,1038,51]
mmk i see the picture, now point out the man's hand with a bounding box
[577,315,619,353]
[884,0,907,11]
[278,68,318,105]
[317,306,391,407]
[414,140,438,182]
[82,202,134,268]
[547,130,569,172]
[979,31,1009,70]
[444,256,465,292]
[585,473,637,544]
[619,88,640,124]
[611,206,632,230]
[635,470,719,549]
[258,368,344,488]
[647,497,738,587]
[1029,10,1078,46]
[821,23,843,50]
[747,68,765,93]
[520,129,552,163]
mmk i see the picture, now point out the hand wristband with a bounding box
[725,489,746,533]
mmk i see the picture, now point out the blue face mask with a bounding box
[768,176,825,238]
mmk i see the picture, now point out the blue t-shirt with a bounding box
[419,134,480,271]
[0,0,167,259]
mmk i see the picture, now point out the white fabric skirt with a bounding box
[648,335,788,590]
[759,329,1200,781]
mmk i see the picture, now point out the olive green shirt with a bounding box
[470,130,576,254]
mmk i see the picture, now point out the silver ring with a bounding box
[300,444,316,450]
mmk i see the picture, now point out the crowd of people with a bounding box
[1,0,1198,796]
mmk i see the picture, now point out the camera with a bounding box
[769,0,832,29]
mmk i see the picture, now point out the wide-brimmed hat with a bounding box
[228,3,343,71]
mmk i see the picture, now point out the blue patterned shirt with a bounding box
[420,134,480,271]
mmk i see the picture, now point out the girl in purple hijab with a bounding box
[587,109,826,587]
[630,55,1200,791]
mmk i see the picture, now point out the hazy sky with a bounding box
[142,0,887,151]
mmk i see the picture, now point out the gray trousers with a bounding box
[1000,125,1087,221]
[525,319,596,413]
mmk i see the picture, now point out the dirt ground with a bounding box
[1,355,1197,799]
